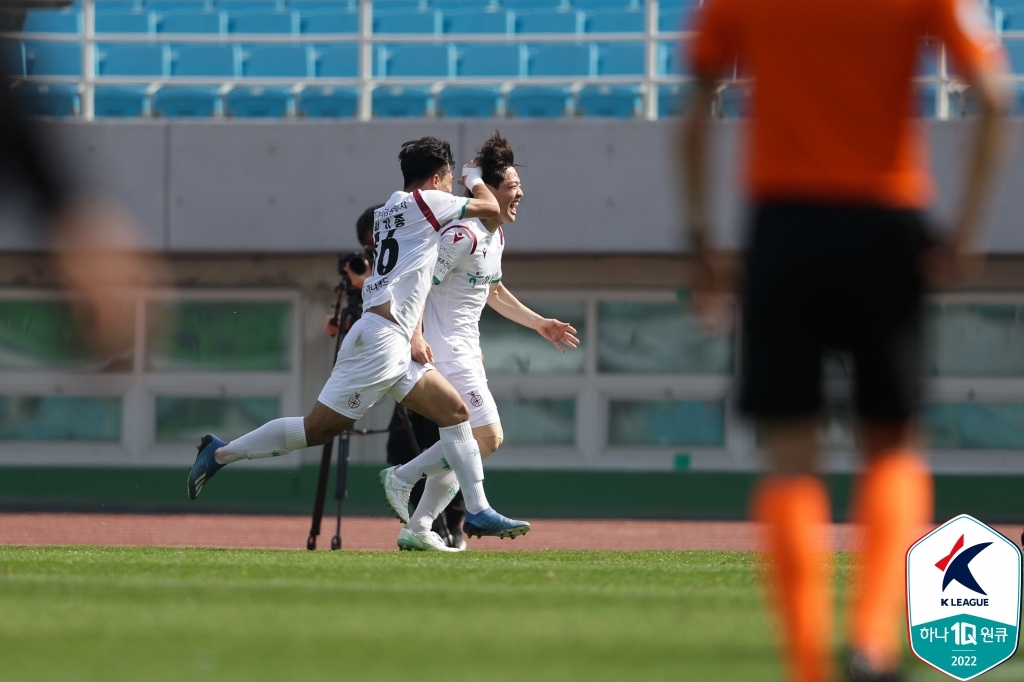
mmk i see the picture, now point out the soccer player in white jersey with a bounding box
[382,132,579,551]
[185,137,530,539]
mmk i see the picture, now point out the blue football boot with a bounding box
[463,508,531,539]
[187,434,227,500]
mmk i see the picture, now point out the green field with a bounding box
[0,547,1019,682]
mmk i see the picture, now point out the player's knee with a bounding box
[479,435,503,458]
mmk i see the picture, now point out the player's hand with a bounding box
[692,246,730,333]
[536,319,579,353]
[324,314,340,337]
[411,333,434,364]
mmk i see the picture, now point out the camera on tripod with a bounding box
[338,251,369,292]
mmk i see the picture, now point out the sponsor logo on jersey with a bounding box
[348,393,361,409]
[453,232,466,244]
[364,277,389,294]
[907,514,1021,680]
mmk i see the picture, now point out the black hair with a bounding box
[398,136,454,189]
[356,204,381,249]
[474,131,518,189]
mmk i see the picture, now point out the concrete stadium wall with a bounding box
[8,118,1023,254]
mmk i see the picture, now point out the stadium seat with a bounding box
[915,83,936,118]
[717,83,750,118]
[171,44,238,76]
[225,85,292,117]
[432,0,494,10]
[376,44,452,77]
[98,1,144,10]
[574,0,640,10]
[372,86,431,117]
[25,42,82,76]
[442,9,509,34]
[315,44,358,76]
[96,10,155,32]
[228,10,297,33]
[597,42,643,75]
[917,44,938,76]
[658,41,685,75]
[147,1,210,11]
[658,7,693,32]
[97,44,168,75]
[243,44,310,76]
[585,8,644,33]
[373,10,439,34]
[371,0,427,11]
[157,10,225,33]
[289,0,357,10]
[503,0,567,10]
[298,86,358,117]
[507,85,570,117]
[457,44,522,76]
[1001,9,1024,30]
[22,9,82,33]
[658,83,692,117]
[153,86,221,117]
[14,83,79,116]
[515,9,582,34]
[1,41,26,76]
[577,84,638,117]
[1005,40,1024,74]
[437,86,501,117]
[94,86,149,117]
[214,0,283,9]
[300,10,358,33]
[528,43,592,76]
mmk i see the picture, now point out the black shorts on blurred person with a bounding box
[385,405,466,547]
[739,203,931,421]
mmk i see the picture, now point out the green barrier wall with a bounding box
[0,465,1022,524]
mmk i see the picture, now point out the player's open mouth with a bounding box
[509,199,519,216]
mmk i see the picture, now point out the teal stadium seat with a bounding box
[23,9,82,33]
[244,44,311,76]
[442,9,509,34]
[528,43,592,76]
[658,83,692,117]
[300,10,358,33]
[717,83,750,118]
[97,44,168,75]
[316,44,358,76]
[96,10,155,32]
[94,86,149,116]
[98,1,144,10]
[298,86,358,117]
[372,86,431,117]
[171,44,238,76]
[153,86,221,117]
[597,42,643,75]
[373,10,439,34]
[504,0,567,10]
[289,1,357,10]
[147,1,210,11]
[225,85,292,117]
[157,10,225,33]
[457,44,522,76]
[515,9,582,34]
[574,0,640,10]
[1005,40,1024,74]
[507,85,570,117]
[916,44,938,76]
[437,86,501,117]
[915,83,937,118]
[15,83,80,116]
[228,10,298,33]
[658,7,693,32]
[585,8,644,33]
[214,1,283,9]
[377,44,452,77]
[1,42,26,76]
[372,0,427,11]
[577,84,639,117]
[25,42,81,76]
[432,0,493,10]
[658,41,685,75]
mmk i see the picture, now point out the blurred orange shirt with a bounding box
[690,0,1005,209]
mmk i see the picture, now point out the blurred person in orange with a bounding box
[681,0,1009,680]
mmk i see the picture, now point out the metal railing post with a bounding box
[644,0,658,120]
[937,44,949,120]
[82,0,95,120]
[358,0,373,121]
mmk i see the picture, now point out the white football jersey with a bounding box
[422,218,505,362]
[362,189,468,339]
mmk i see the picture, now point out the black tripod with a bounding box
[305,284,422,551]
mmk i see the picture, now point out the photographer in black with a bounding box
[325,205,466,550]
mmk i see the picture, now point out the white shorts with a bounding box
[434,355,499,428]
[318,313,432,420]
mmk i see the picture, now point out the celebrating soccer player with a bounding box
[381,132,580,552]
[187,136,530,539]
[683,1,1008,681]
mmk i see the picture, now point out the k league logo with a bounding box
[906,515,1022,680]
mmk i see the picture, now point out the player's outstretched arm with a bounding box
[487,283,579,353]
[459,165,500,220]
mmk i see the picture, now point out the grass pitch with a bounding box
[0,547,1019,682]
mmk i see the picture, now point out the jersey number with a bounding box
[375,229,399,277]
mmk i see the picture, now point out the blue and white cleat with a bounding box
[463,508,531,540]
[187,434,227,500]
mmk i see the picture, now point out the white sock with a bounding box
[439,421,489,514]
[407,470,459,533]
[215,417,307,464]
[393,441,447,484]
